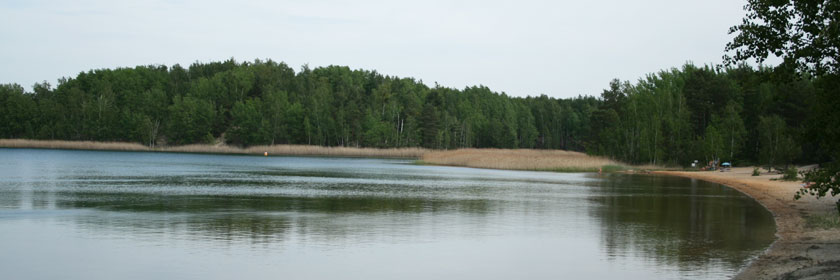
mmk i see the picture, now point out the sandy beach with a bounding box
[655,168,840,279]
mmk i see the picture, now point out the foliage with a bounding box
[229,98,270,146]
[0,59,820,169]
[600,165,631,173]
[757,115,801,169]
[0,60,600,152]
[781,167,798,181]
[167,95,216,145]
[726,0,839,213]
[797,161,840,213]
[0,84,36,139]
[801,74,840,214]
[724,0,840,75]
[804,214,840,229]
[584,64,814,167]
[752,167,761,176]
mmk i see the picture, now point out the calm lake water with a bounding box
[0,148,775,279]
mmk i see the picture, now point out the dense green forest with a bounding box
[0,59,830,168]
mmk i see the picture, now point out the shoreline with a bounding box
[0,139,427,159]
[654,168,840,279]
[1,139,626,171]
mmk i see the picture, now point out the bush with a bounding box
[781,167,798,181]
[203,133,216,145]
[805,214,840,229]
[752,167,761,176]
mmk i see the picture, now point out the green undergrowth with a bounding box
[543,167,600,172]
[601,164,631,173]
[544,164,631,173]
[805,214,840,229]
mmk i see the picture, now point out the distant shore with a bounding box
[0,139,427,159]
[655,168,840,279]
[0,139,629,172]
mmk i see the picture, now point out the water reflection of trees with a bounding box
[589,174,775,271]
[54,191,493,245]
[58,192,492,214]
[3,167,504,246]
[3,168,777,272]
[0,184,59,210]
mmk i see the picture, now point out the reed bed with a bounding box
[420,148,623,172]
[1,139,625,171]
[0,139,427,158]
[162,144,428,158]
[0,139,151,151]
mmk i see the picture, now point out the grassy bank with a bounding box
[806,214,840,229]
[420,148,625,172]
[0,139,427,158]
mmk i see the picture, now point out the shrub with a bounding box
[752,167,760,176]
[781,167,798,181]
[805,214,840,229]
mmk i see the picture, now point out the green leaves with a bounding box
[0,59,822,173]
[757,115,801,169]
[725,0,840,75]
[0,84,36,139]
[167,95,216,145]
[229,98,269,146]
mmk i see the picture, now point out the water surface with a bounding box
[0,148,775,279]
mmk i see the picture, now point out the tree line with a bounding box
[0,60,590,151]
[0,59,830,168]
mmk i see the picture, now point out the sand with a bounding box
[655,167,840,280]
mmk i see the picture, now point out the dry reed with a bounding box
[0,139,151,151]
[161,144,427,158]
[420,148,622,171]
[1,139,626,171]
[0,139,427,158]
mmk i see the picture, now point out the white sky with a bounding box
[1,0,750,98]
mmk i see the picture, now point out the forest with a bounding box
[0,59,831,168]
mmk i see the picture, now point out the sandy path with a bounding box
[654,167,840,279]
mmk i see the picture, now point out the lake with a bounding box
[0,148,775,279]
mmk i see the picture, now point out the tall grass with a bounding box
[805,214,840,229]
[420,148,623,172]
[2,139,627,171]
[0,139,427,158]
[0,139,150,151]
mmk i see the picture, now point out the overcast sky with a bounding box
[1,0,751,98]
